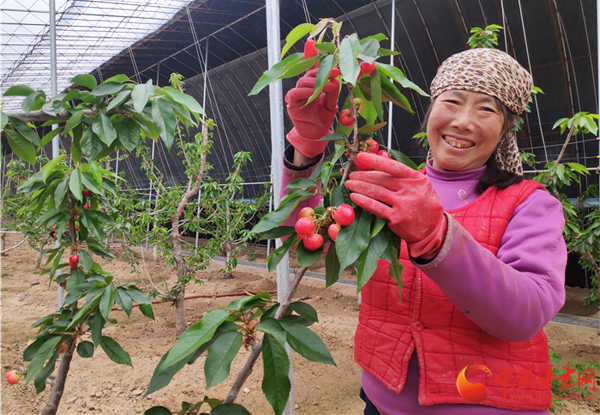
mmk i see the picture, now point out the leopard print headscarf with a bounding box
[429,48,533,175]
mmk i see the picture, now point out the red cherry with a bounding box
[69,254,79,269]
[66,223,69,229]
[5,370,19,385]
[52,233,56,239]
[340,109,353,127]
[82,189,91,198]
[330,67,340,78]
[83,203,90,210]
[378,150,391,159]
[295,217,315,236]
[75,224,80,231]
[334,204,355,226]
[51,226,56,231]
[360,61,376,77]
[304,39,318,60]
[328,223,341,241]
[298,207,316,221]
[365,139,379,154]
[303,233,324,251]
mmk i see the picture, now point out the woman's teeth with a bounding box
[444,137,473,149]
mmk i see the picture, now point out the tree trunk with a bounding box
[174,283,186,334]
[153,243,159,262]
[36,237,48,268]
[40,339,75,415]
[0,234,5,257]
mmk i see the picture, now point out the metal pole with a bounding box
[597,0,599,195]
[196,38,209,248]
[266,0,294,413]
[50,0,63,310]
[386,0,396,150]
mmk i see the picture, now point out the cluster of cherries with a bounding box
[5,370,20,385]
[294,204,355,251]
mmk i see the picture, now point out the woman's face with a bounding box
[427,90,505,171]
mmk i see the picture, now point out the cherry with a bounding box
[365,139,379,154]
[328,223,341,241]
[340,109,353,127]
[69,254,79,269]
[52,233,56,239]
[360,61,376,77]
[82,189,91,198]
[83,203,90,210]
[330,67,340,78]
[5,370,19,385]
[298,207,316,221]
[304,39,318,60]
[353,97,366,114]
[55,342,68,353]
[334,204,355,226]
[295,217,315,236]
[378,150,391,159]
[303,233,324,251]
[75,224,80,231]
[51,226,56,231]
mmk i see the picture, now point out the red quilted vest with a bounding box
[354,179,554,411]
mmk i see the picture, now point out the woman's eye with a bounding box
[481,107,496,113]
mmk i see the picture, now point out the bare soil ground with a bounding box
[1,233,599,415]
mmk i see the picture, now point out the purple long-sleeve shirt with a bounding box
[282,153,566,414]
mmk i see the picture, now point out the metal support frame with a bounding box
[265,0,294,413]
[386,0,396,150]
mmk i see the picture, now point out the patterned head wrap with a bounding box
[429,48,533,175]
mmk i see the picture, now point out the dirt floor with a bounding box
[1,233,599,415]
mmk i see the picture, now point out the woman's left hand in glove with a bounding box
[344,152,447,259]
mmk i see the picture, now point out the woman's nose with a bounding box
[451,108,474,131]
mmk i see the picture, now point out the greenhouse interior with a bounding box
[1,0,599,414]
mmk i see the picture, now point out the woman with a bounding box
[282,48,566,414]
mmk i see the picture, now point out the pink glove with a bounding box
[344,152,448,259]
[285,66,340,158]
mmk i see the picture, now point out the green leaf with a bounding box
[279,319,335,365]
[340,34,361,85]
[77,341,95,358]
[256,318,287,345]
[251,193,311,234]
[152,98,176,151]
[69,168,83,201]
[115,287,133,317]
[388,148,418,170]
[259,226,295,240]
[104,74,130,83]
[127,287,154,319]
[211,404,252,415]
[81,128,104,160]
[371,217,387,239]
[68,287,104,330]
[318,132,347,142]
[78,250,94,272]
[281,23,315,58]
[248,53,303,96]
[63,111,85,135]
[278,56,319,79]
[356,230,389,292]
[4,84,35,96]
[144,407,172,415]
[24,335,52,360]
[164,88,205,116]
[357,38,380,61]
[158,310,230,371]
[99,284,116,321]
[91,82,125,96]
[287,302,318,324]
[370,68,384,121]
[106,90,131,112]
[4,127,36,164]
[0,111,8,130]
[225,292,271,311]
[25,336,62,384]
[296,241,324,268]
[82,172,102,195]
[285,178,318,190]
[132,79,154,113]
[41,154,65,183]
[331,184,352,206]
[22,90,46,114]
[336,208,372,268]
[80,210,104,242]
[262,334,291,415]
[357,122,387,135]
[33,350,60,393]
[70,74,98,90]
[100,336,132,367]
[267,235,298,273]
[325,243,342,287]
[92,113,118,146]
[204,331,243,388]
[315,42,336,54]
[305,54,335,107]
[376,63,428,97]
